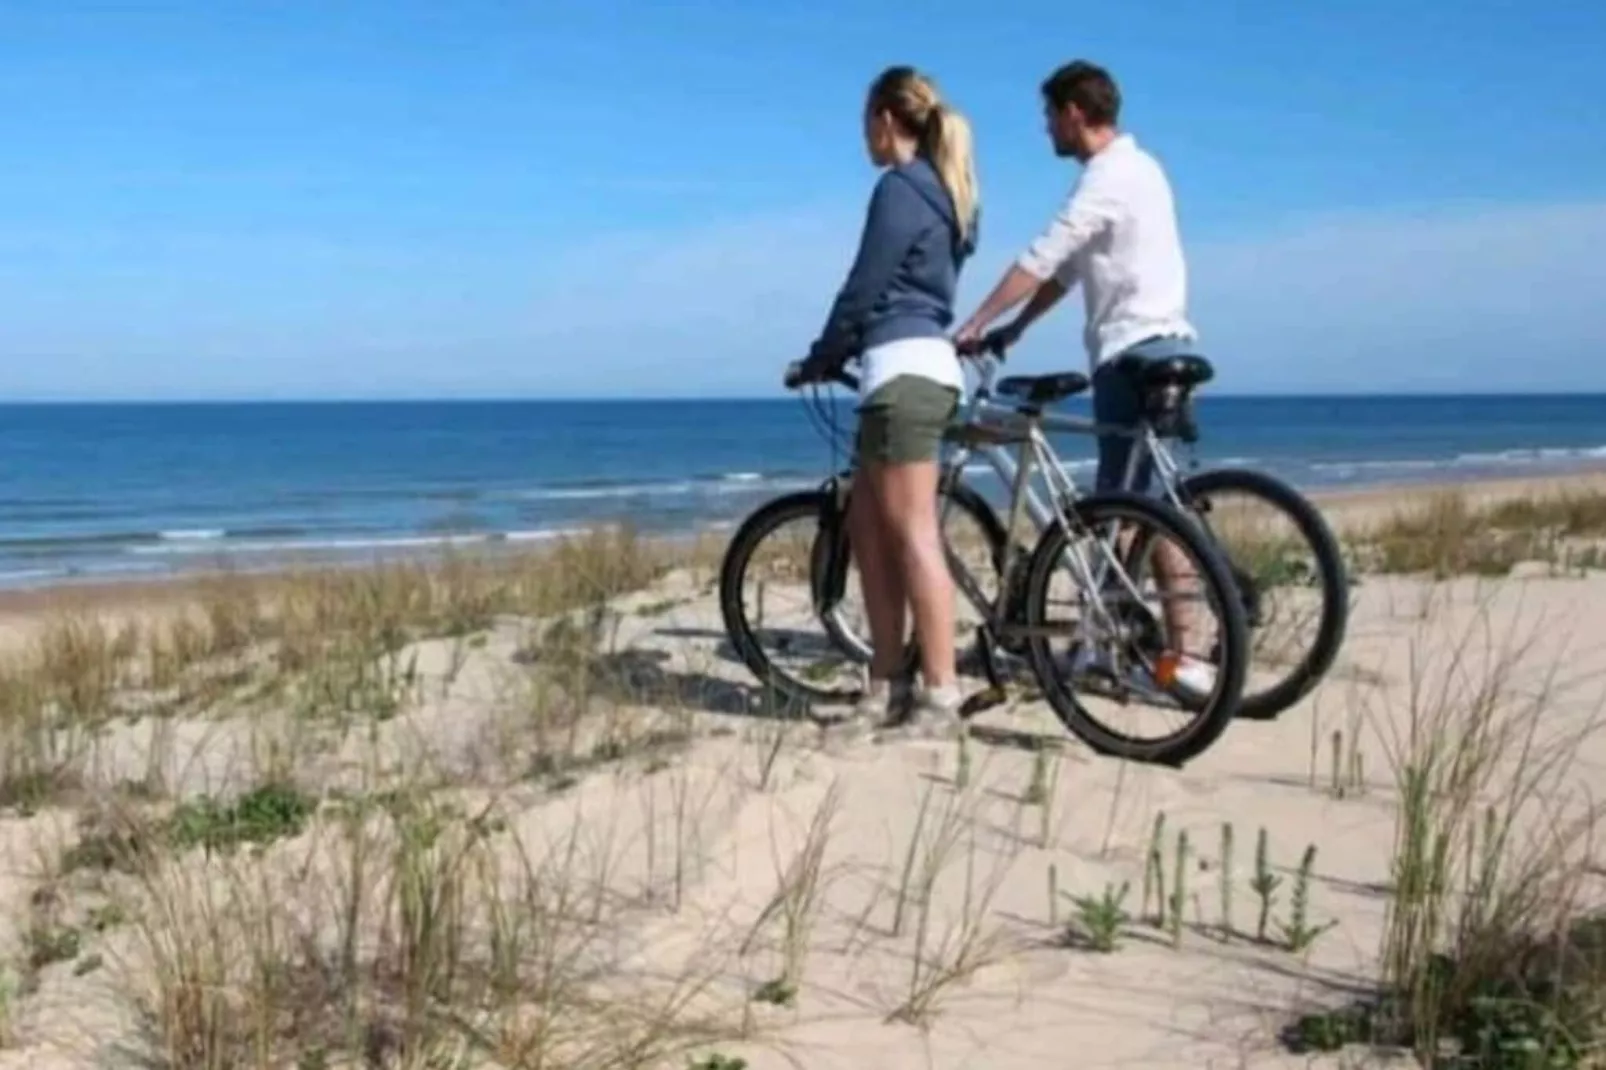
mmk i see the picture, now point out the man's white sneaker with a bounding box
[1171,655,1218,698]
[1067,645,1158,697]
[1065,644,1203,704]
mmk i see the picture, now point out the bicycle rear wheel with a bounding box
[1022,490,1249,767]
[1175,467,1350,721]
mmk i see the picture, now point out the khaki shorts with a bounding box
[855,374,959,466]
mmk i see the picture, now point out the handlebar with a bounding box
[784,359,859,392]
[784,326,1015,395]
[954,328,1014,361]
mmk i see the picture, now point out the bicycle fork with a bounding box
[809,470,855,622]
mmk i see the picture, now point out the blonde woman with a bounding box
[794,66,980,737]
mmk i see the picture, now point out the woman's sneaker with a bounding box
[874,682,964,742]
[856,675,911,721]
[817,673,909,736]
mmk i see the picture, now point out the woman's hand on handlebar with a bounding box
[783,358,817,389]
[784,350,859,391]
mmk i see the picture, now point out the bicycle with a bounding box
[813,336,1350,723]
[953,335,1349,722]
[717,352,1252,767]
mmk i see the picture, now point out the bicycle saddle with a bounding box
[1115,352,1215,389]
[996,371,1091,406]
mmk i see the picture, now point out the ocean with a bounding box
[2,393,1604,588]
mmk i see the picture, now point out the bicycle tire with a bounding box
[1177,467,1350,721]
[1021,490,1250,767]
[718,486,857,711]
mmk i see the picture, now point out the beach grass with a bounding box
[0,527,764,1068]
[1289,595,1606,1066]
[1349,485,1606,579]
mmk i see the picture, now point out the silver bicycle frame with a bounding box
[945,356,1059,530]
[938,356,1151,637]
[946,355,1192,530]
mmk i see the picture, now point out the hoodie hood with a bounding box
[807,152,978,362]
[893,156,978,259]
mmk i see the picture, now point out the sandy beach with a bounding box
[0,469,1602,1069]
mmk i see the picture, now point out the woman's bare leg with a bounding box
[875,459,956,688]
[848,466,907,679]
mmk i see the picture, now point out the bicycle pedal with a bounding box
[1074,673,1124,703]
[960,686,1007,719]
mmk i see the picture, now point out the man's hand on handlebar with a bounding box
[954,322,1021,360]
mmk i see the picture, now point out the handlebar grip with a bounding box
[784,356,859,391]
[980,330,1013,359]
[957,331,1012,360]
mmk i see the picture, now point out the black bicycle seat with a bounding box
[996,371,1091,407]
[1115,352,1215,389]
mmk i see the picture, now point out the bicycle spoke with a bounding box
[1175,468,1350,720]
[743,513,864,693]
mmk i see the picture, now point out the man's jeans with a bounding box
[1091,335,1199,494]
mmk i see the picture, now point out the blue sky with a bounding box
[2,0,1603,400]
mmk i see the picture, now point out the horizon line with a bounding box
[2,388,1606,406]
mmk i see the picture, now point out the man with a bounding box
[955,59,1214,696]
[955,59,1196,489]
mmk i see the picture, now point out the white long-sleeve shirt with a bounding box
[1016,133,1197,370]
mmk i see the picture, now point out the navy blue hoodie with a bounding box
[809,155,979,366]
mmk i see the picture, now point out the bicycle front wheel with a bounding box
[1021,490,1250,767]
[718,487,862,711]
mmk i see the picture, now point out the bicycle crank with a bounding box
[959,626,1026,719]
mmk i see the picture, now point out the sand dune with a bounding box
[0,476,1602,1068]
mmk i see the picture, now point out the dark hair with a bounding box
[1040,60,1121,127]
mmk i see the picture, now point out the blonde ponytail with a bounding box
[925,103,979,244]
[866,66,981,245]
